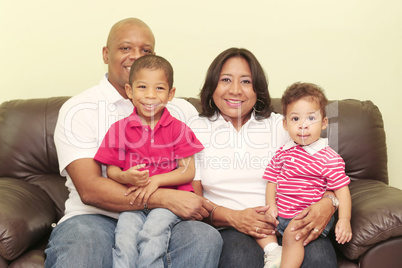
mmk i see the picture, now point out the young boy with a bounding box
[260,82,352,268]
[94,55,204,268]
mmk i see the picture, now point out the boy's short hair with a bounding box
[282,82,328,117]
[128,55,174,89]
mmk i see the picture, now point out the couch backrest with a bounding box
[0,97,70,218]
[0,96,388,189]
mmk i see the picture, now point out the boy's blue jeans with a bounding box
[114,208,181,268]
[45,213,222,268]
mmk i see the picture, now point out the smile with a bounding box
[142,103,159,110]
[225,99,244,107]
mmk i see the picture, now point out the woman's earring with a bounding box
[209,99,214,109]
[253,99,265,113]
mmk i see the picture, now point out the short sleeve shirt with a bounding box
[94,107,204,191]
[263,138,350,218]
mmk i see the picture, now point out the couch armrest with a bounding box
[0,178,56,261]
[338,179,402,260]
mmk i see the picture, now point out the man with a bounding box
[45,18,222,267]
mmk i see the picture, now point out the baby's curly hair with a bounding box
[282,82,328,118]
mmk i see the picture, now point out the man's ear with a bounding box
[321,117,329,130]
[102,46,109,64]
[125,84,133,99]
[168,87,176,101]
[283,118,288,131]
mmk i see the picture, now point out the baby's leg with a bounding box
[256,235,282,268]
[281,218,308,268]
[255,235,278,250]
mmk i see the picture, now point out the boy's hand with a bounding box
[266,204,278,219]
[335,218,353,244]
[122,164,150,186]
[126,178,159,206]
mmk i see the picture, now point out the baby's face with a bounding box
[283,98,328,146]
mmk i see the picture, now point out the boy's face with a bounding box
[125,68,175,126]
[103,23,155,98]
[283,98,328,146]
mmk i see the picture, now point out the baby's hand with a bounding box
[335,218,353,244]
[266,204,278,219]
[123,164,150,186]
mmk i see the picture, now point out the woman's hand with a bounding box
[290,198,335,246]
[229,206,277,239]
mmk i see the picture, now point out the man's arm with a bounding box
[66,158,212,220]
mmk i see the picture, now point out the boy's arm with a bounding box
[334,186,352,221]
[266,182,278,218]
[334,185,353,243]
[106,164,149,186]
[266,182,277,206]
[151,155,195,187]
[125,155,196,206]
[106,165,127,183]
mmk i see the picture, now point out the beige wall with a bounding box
[1,0,401,189]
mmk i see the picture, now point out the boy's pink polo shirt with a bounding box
[94,107,204,192]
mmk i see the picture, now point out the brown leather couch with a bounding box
[0,96,401,268]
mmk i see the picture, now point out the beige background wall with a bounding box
[1,0,401,189]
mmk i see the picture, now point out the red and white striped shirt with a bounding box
[263,138,350,218]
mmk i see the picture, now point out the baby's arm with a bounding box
[334,186,352,244]
[106,164,149,186]
[266,182,278,218]
[127,155,196,205]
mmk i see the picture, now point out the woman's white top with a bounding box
[189,112,290,210]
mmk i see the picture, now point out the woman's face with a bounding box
[212,57,257,130]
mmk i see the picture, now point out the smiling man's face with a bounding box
[102,22,155,98]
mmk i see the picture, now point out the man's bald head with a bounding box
[106,18,155,49]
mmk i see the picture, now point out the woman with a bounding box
[190,48,337,267]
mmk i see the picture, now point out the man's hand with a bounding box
[157,190,213,221]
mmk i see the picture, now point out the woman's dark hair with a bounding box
[199,47,273,119]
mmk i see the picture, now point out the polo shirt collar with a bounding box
[101,73,130,105]
[283,138,328,155]
[127,107,173,128]
[212,111,264,129]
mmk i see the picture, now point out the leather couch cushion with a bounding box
[0,178,55,261]
[0,98,69,220]
[338,180,402,260]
